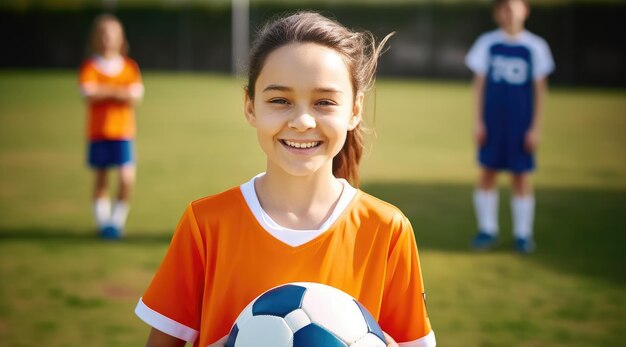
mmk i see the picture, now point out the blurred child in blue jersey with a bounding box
[465,0,554,253]
[79,14,144,239]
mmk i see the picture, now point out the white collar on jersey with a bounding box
[93,54,125,76]
[240,173,358,247]
[497,28,530,43]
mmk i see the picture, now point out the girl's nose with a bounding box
[288,107,316,131]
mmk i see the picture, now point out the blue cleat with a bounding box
[100,225,122,240]
[515,237,535,254]
[472,231,497,251]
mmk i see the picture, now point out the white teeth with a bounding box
[284,140,320,149]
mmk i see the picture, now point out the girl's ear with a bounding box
[348,92,364,130]
[244,89,256,127]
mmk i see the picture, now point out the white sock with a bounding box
[473,189,499,236]
[93,197,111,229]
[512,195,535,239]
[111,201,130,230]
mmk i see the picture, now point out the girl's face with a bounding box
[495,0,528,34]
[97,19,124,55]
[245,43,362,179]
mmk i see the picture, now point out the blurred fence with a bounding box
[1,2,624,87]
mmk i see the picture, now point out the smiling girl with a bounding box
[136,12,436,347]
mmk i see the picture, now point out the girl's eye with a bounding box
[269,98,289,105]
[317,100,337,106]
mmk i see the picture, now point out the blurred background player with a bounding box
[465,0,554,253]
[79,14,144,239]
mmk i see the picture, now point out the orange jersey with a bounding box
[79,56,143,140]
[136,178,435,346]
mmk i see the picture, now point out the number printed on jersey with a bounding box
[490,55,529,85]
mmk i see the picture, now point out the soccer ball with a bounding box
[224,282,387,347]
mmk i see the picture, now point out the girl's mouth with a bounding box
[281,140,322,149]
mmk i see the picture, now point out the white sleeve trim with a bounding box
[525,32,555,80]
[465,31,498,75]
[398,330,436,347]
[465,37,488,75]
[135,298,199,343]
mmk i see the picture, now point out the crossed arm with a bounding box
[82,83,144,105]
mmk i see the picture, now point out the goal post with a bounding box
[232,0,249,76]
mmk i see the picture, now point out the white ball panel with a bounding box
[299,283,368,343]
[235,316,293,347]
[235,301,254,327]
[284,308,311,334]
[351,332,388,347]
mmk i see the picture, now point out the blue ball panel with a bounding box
[252,284,307,317]
[293,323,348,347]
[224,324,238,347]
[355,300,386,343]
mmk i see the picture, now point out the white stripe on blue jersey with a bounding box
[465,29,555,81]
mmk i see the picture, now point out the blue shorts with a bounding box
[88,140,135,169]
[478,124,534,174]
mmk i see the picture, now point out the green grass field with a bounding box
[0,70,624,347]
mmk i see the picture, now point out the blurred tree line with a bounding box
[1,0,624,87]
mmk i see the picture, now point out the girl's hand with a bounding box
[383,331,399,347]
[474,122,487,147]
[525,127,540,152]
[207,335,227,347]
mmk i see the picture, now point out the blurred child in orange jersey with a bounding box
[136,11,435,347]
[79,14,144,239]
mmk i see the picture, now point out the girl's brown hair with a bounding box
[493,0,529,11]
[88,13,129,56]
[246,11,393,187]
